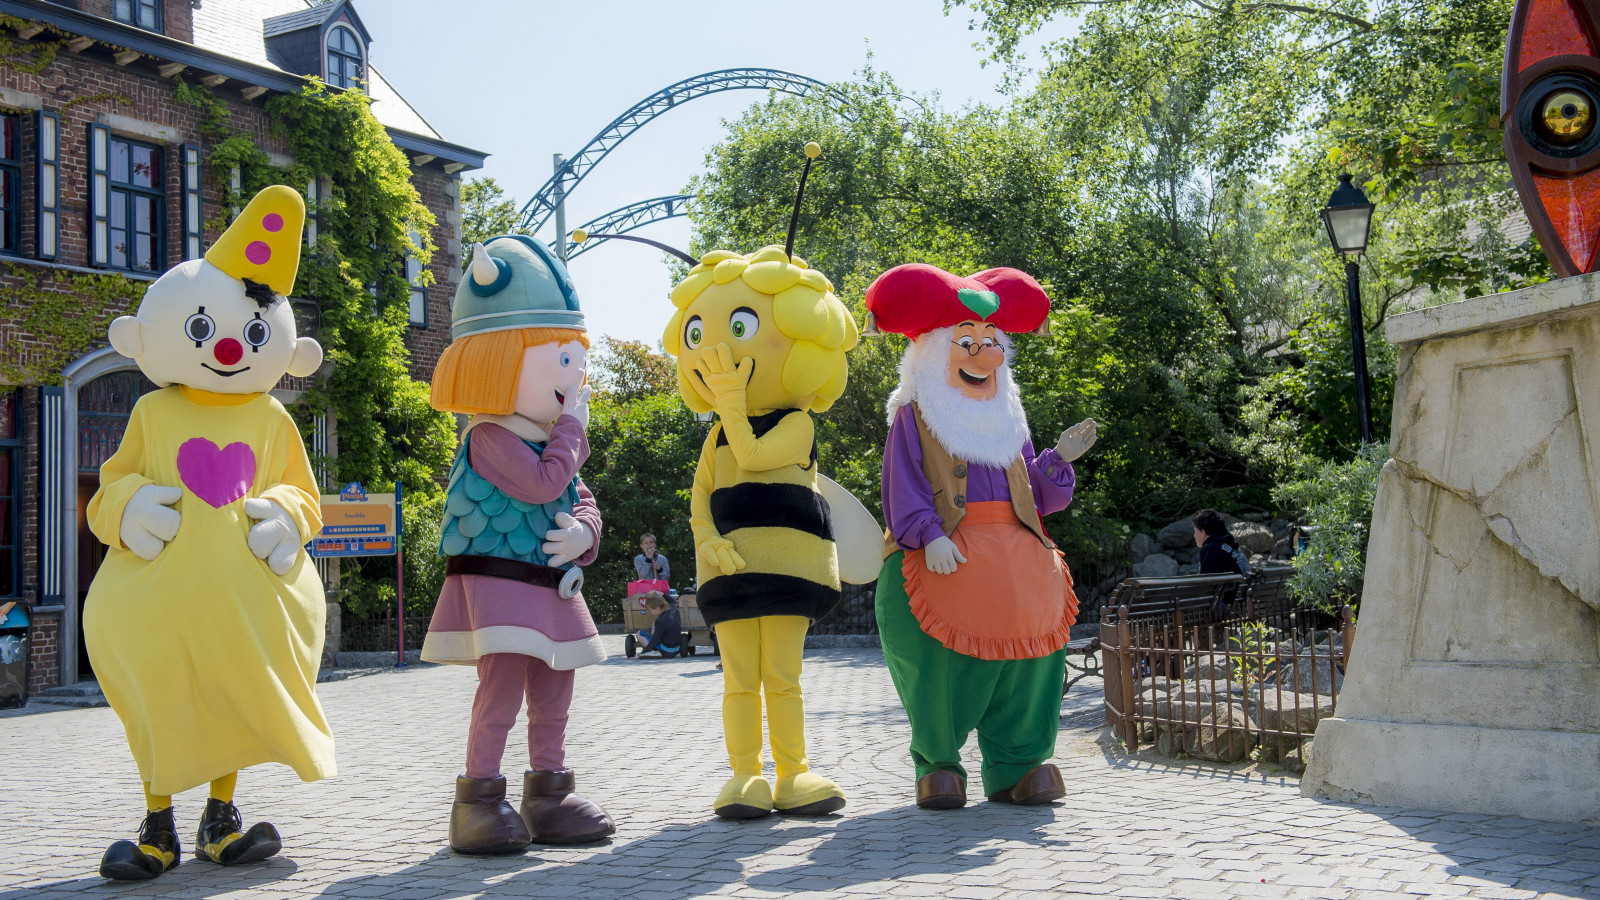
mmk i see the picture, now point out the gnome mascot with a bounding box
[865,263,1099,810]
[421,236,613,853]
[85,185,333,880]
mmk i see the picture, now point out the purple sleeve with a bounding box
[570,479,602,567]
[1026,442,1076,516]
[466,417,590,506]
[882,404,946,551]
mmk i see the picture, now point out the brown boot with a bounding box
[915,771,967,810]
[520,770,615,845]
[986,763,1066,806]
[449,776,532,855]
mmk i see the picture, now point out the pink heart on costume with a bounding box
[176,438,257,509]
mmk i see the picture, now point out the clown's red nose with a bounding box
[214,338,243,366]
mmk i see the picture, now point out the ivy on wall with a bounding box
[0,264,147,385]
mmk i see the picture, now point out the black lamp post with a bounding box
[1320,173,1377,445]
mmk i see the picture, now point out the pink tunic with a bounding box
[421,417,606,670]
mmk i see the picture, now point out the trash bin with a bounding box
[0,601,28,709]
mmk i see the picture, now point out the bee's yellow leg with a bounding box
[713,619,773,818]
[760,615,846,815]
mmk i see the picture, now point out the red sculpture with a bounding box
[1504,0,1600,276]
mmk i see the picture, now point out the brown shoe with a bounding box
[521,770,615,845]
[449,776,532,855]
[915,771,966,810]
[986,764,1066,806]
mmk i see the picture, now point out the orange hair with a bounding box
[430,327,590,415]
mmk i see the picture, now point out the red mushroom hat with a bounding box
[863,263,1050,338]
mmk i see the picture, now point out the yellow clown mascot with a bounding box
[85,186,333,879]
[582,144,863,818]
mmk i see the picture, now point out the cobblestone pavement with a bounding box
[2,640,1596,899]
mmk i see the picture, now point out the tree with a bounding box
[460,176,529,254]
[590,336,676,404]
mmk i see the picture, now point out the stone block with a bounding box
[1133,552,1178,578]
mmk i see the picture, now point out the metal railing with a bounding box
[1101,601,1354,761]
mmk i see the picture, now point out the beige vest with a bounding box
[883,403,1053,558]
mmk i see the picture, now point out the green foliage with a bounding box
[591,337,676,405]
[581,393,706,621]
[1273,442,1388,612]
[0,15,64,75]
[1227,621,1278,687]
[402,489,447,615]
[0,265,146,385]
[460,176,529,253]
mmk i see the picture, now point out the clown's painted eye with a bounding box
[561,351,571,367]
[185,310,215,345]
[729,308,759,340]
[243,316,271,349]
[685,316,704,350]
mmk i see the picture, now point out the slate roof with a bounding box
[192,0,440,141]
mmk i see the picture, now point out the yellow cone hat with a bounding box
[205,184,305,296]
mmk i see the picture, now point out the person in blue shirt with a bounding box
[633,592,683,658]
[633,533,670,583]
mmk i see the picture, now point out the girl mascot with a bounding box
[865,263,1099,810]
[86,186,332,879]
[649,144,859,819]
[421,236,613,853]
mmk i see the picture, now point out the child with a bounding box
[633,592,683,657]
[420,237,612,853]
[86,187,332,879]
[633,533,671,583]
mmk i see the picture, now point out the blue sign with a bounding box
[339,481,368,502]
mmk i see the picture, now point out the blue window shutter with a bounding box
[35,111,58,260]
[180,143,202,259]
[87,123,110,266]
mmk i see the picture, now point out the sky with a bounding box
[362,0,1068,346]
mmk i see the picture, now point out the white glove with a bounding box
[1054,418,1099,462]
[120,484,182,561]
[244,498,301,576]
[923,535,967,576]
[562,383,592,429]
[542,512,595,567]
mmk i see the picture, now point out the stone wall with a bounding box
[1303,272,1600,824]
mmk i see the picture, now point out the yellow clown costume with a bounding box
[84,186,332,880]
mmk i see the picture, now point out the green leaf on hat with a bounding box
[957,288,1000,319]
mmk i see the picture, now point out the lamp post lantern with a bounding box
[1320,173,1377,445]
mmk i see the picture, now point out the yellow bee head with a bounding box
[662,244,857,415]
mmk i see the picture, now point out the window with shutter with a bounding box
[35,110,57,260]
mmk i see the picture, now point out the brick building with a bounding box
[0,0,487,698]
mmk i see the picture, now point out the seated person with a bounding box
[633,533,670,584]
[633,592,683,658]
[1192,509,1254,576]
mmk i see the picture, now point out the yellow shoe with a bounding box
[713,774,773,819]
[774,772,846,816]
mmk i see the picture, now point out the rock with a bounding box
[1158,517,1195,548]
[1174,546,1200,564]
[1183,659,1236,683]
[1155,702,1257,762]
[1267,653,1344,696]
[1232,522,1277,555]
[1245,688,1336,734]
[1178,562,1200,576]
[1130,533,1160,560]
[1273,537,1296,558]
[1270,519,1296,541]
[1133,553,1178,578]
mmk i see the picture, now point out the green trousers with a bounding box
[875,550,1068,797]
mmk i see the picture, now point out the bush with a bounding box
[1273,442,1388,613]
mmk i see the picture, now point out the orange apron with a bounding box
[902,501,1078,661]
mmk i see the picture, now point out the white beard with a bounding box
[885,326,1031,468]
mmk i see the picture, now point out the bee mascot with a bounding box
[421,236,613,853]
[584,143,862,818]
[865,263,1099,810]
[86,186,332,879]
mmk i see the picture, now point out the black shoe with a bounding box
[99,807,181,880]
[195,798,281,866]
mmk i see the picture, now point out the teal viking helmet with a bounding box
[453,235,585,340]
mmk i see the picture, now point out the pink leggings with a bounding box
[464,653,574,779]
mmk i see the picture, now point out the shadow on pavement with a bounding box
[0,856,300,899]
[299,805,1067,900]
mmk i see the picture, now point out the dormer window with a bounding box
[113,0,161,32]
[326,25,364,90]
